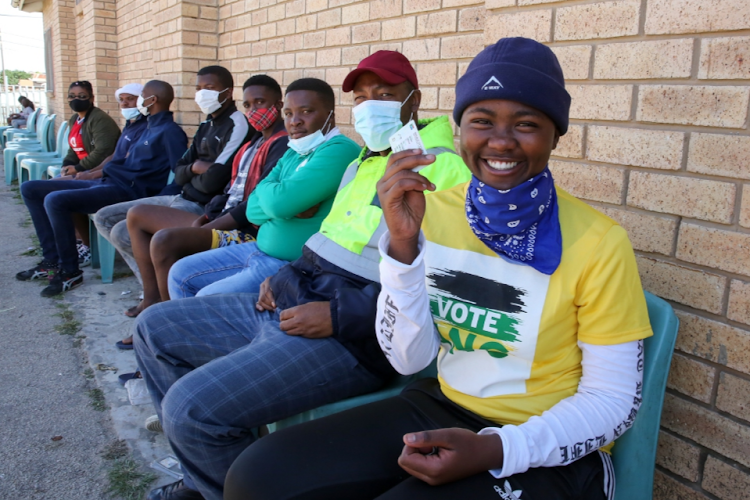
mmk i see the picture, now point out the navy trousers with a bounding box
[20,179,132,272]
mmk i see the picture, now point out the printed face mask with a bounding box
[246,106,279,132]
[195,88,230,115]
[136,95,155,116]
[287,110,333,156]
[352,90,414,152]
[121,107,141,120]
[69,98,91,113]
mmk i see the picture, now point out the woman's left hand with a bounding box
[398,428,504,486]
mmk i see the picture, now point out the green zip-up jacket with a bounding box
[245,131,362,262]
[62,106,122,172]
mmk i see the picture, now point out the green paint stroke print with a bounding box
[430,293,520,358]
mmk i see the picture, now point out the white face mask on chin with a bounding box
[195,88,230,115]
[287,110,334,156]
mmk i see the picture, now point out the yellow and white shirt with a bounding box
[376,183,652,478]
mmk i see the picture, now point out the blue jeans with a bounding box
[133,294,382,500]
[20,179,132,272]
[167,242,288,299]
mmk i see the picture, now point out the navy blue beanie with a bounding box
[453,37,571,135]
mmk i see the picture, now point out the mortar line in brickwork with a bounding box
[551,157,748,188]
[680,131,690,172]
[638,0,647,35]
[669,299,750,338]
[690,36,701,81]
[567,118,750,136]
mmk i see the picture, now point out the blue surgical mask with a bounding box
[121,107,141,120]
[288,110,333,156]
[353,90,415,152]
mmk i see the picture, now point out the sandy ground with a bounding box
[0,164,174,499]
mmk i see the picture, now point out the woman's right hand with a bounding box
[376,149,436,264]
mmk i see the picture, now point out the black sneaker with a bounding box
[16,261,58,281]
[41,269,83,297]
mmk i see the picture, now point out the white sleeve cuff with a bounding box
[478,425,531,479]
[378,231,427,293]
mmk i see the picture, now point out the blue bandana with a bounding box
[465,166,562,275]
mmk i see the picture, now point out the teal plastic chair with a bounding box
[272,359,438,432]
[612,291,679,500]
[18,121,69,182]
[89,215,117,283]
[1,108,41,147]
[4,114,52,185]
[4,109,43,144]
[89,170,177,283]
[272,291,679,500]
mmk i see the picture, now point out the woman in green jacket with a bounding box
[60,80,121,177]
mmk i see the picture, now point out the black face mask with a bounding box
[69,99,91,113]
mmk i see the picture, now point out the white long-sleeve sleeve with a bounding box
[376,231,440,375]
[479,339,643,477]
[375,230,644,478]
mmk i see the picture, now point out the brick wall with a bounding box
[37,0,750,497]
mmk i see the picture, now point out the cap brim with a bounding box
[342,67,408,92]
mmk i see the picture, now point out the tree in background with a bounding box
[4,70,33,86]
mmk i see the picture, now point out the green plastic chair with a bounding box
[612,291,679,500]
[4,115,53,185]
[18,121,69,182]
[272,291,679,500]
[1,108,41,147]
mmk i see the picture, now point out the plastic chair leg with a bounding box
[98,232,116,284]
[89,218,101,269]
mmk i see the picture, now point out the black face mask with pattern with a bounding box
[69,99,91,113]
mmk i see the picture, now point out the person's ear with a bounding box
[409,89,421,113]
[551,130,560,150]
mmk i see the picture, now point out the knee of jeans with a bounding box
[19,179,37,199]
[42,190,64,212]
[167,260,189,298]
[109,221,131,250]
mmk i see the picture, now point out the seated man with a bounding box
[133,51,470,500]
[16,81,187,297]
[92,65,251,287]
[225,38,652,500]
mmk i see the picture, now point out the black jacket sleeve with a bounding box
[188,112,250,195]
[172,135,201,186]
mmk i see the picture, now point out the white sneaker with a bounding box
[77,242,92,268]
[145,414,163,433]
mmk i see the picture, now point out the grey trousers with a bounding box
[91,194,203,285]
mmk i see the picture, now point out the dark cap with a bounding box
[342,51,418,92]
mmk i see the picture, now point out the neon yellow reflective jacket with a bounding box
[305,115,471,281]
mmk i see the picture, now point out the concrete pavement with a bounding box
[0,169,174,499]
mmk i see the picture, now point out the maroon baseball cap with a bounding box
[342,51,419,92]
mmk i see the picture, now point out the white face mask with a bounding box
[195,88,230,115]
[136,95,155,116]
[353,90,415,152]
[121,106,141,120]
[287,110,334,156]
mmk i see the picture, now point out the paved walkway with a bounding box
[0,167,174,499]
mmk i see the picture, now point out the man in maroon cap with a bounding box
[135,51,469,500]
